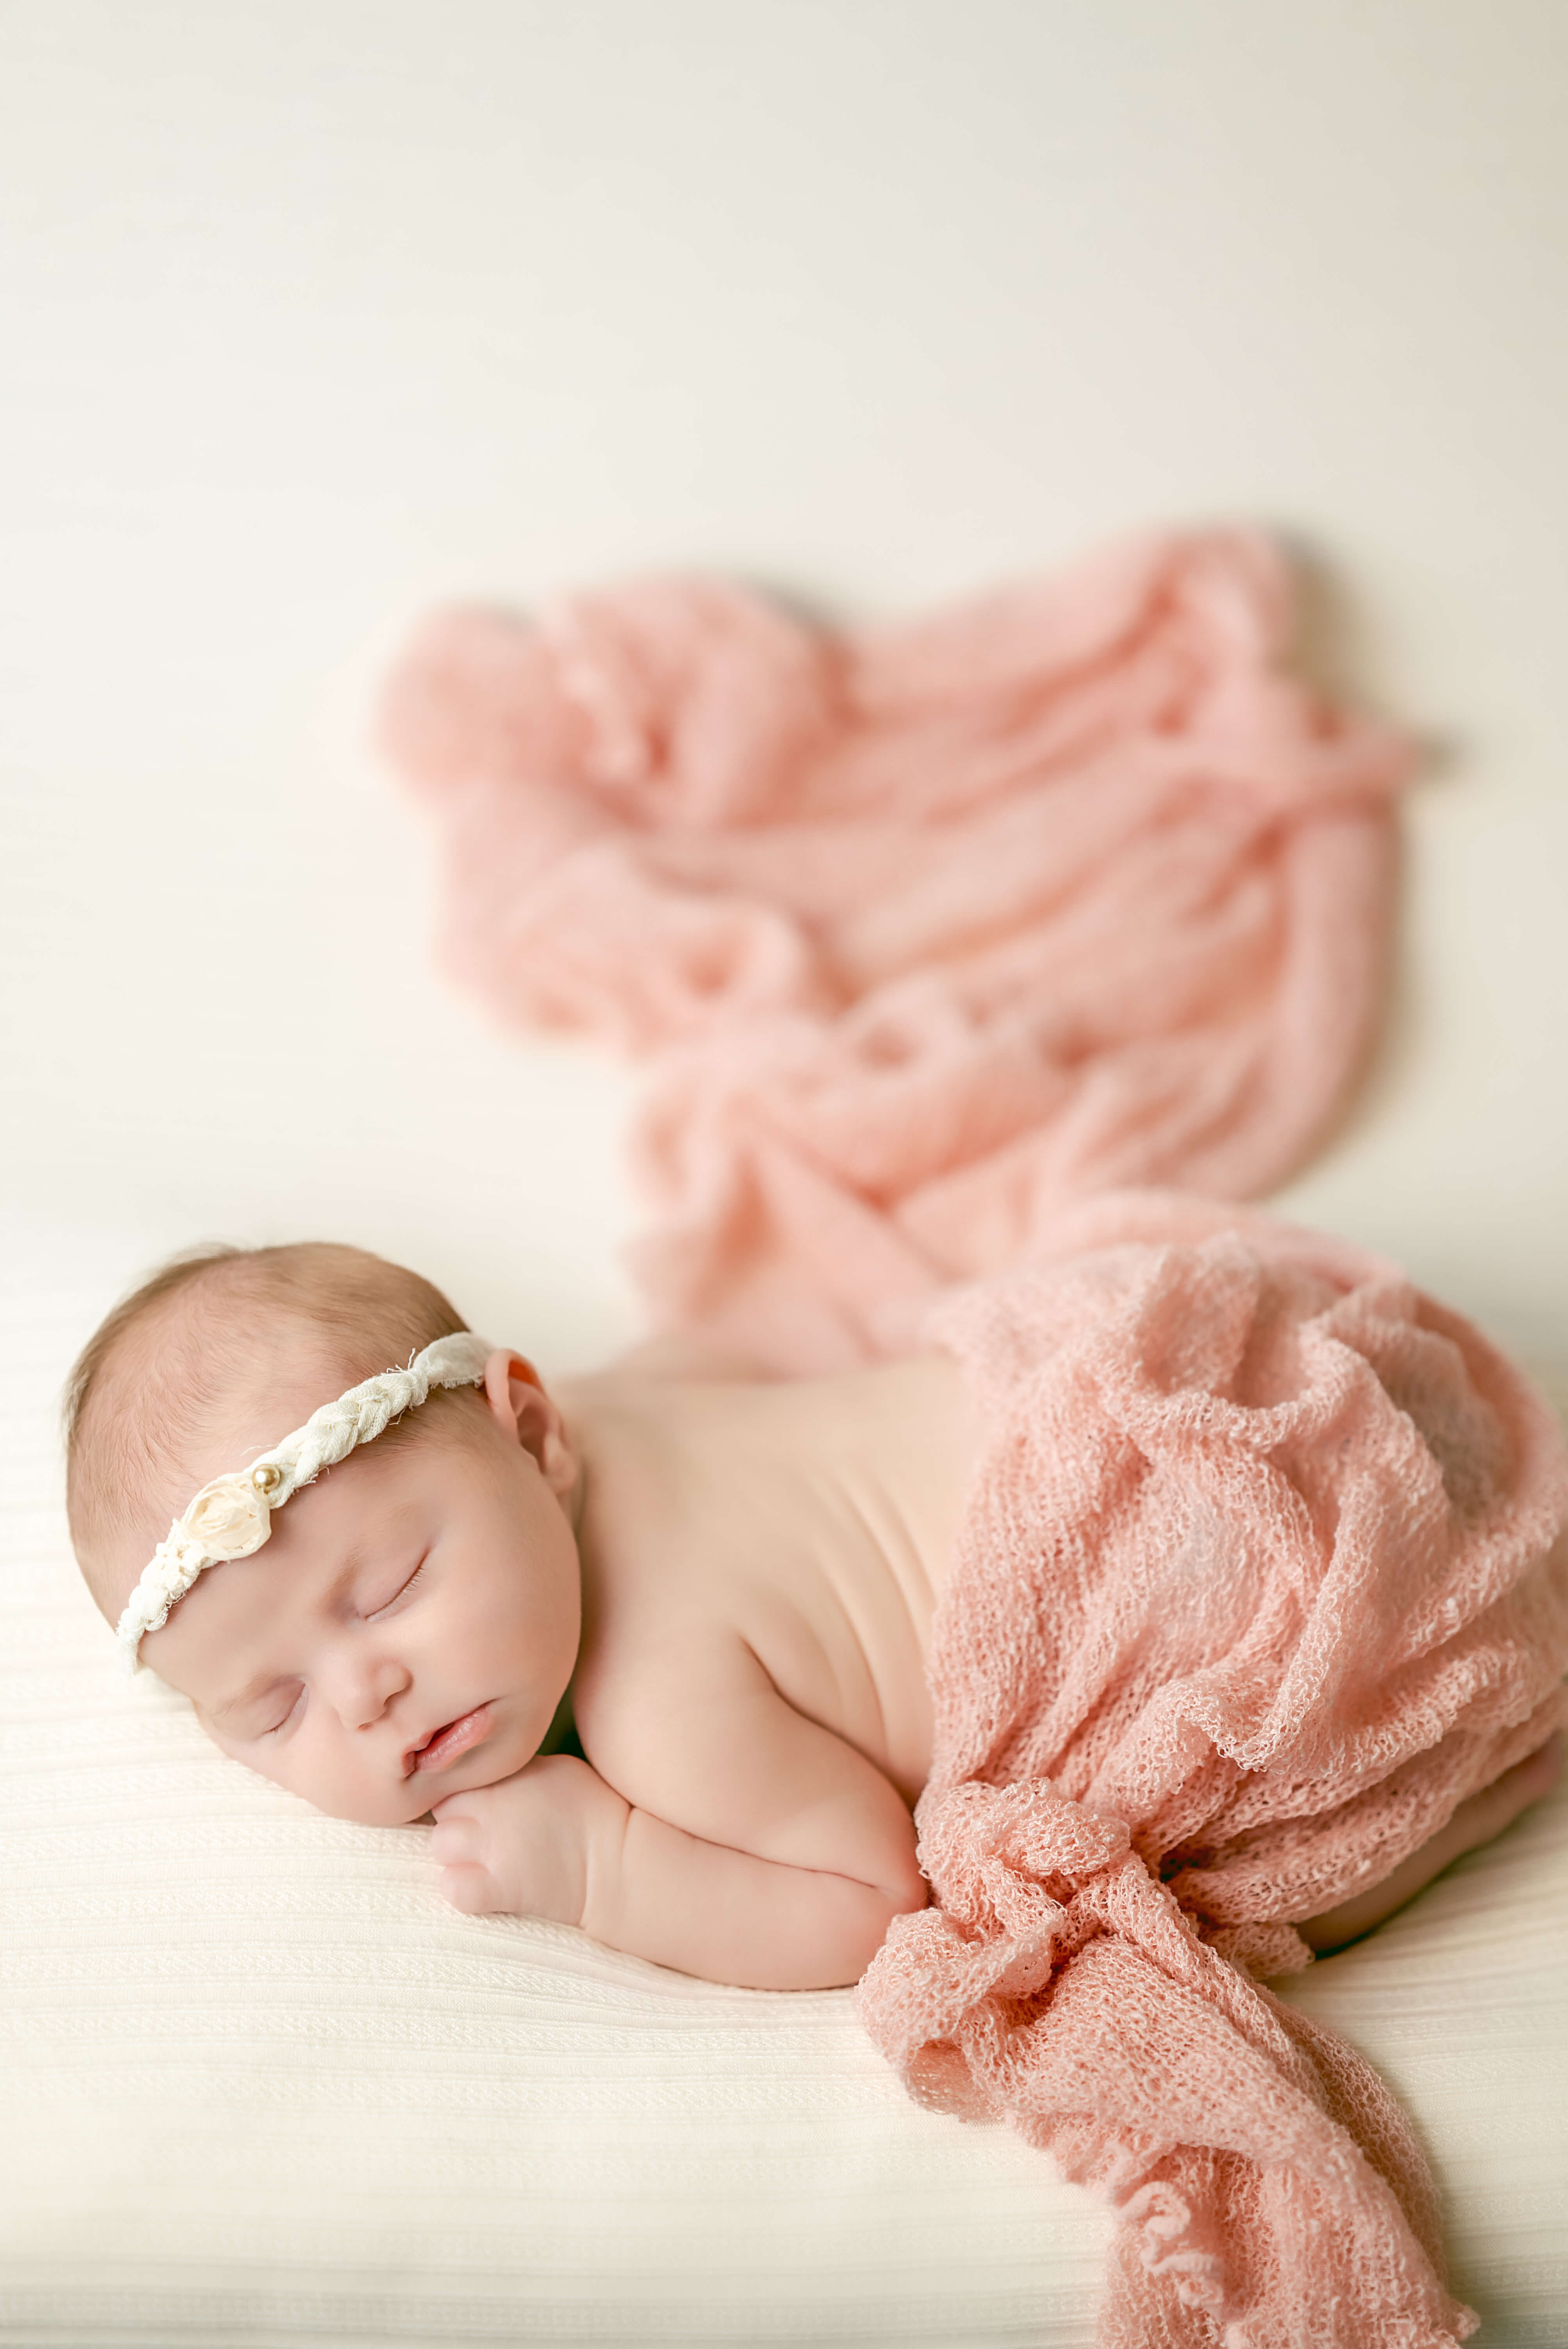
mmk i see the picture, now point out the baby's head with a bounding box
[66,1243,582,1825]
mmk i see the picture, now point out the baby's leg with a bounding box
[1297,1734,1563,1953]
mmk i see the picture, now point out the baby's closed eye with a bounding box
[259,1683,305,1737]
[363,1554,429,1619]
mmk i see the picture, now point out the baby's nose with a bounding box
[332,1653,410,1730]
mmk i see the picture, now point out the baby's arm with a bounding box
[431,1661,928,1989]
[434,1756,919,1988]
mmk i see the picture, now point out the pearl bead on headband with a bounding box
[114,1331,494,1673]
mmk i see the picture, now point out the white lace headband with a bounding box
[114,1331,493,1674]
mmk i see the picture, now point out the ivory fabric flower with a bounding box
[117,1476,278,1673]
[180,1472,274,1560]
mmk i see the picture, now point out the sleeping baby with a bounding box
[65,1233,1562,1994]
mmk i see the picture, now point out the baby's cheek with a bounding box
[274,1736,414,1830]
[200,1720,301,1801]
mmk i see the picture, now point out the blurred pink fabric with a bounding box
[380,531,1413,1371]
[858,1191,1568,2349]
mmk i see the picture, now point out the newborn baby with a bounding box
[66,1240,1560,1992]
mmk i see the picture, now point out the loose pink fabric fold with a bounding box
[380,531,1413,1371]
[856,1191,1568,2349]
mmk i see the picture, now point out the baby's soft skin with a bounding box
[130,1338,1561,1990]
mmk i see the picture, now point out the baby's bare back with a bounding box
[561,1351,983,1811]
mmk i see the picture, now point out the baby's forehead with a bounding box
[158,1402,470,1670]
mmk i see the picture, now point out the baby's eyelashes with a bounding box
[259,1682,306,1737]
[363,1554,430,1620]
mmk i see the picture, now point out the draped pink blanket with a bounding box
[857,1191,1568,2349]
[379,533,1568,2345]
[379,530,1413,1371]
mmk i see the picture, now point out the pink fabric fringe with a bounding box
[857,1191,1568,2349]
[380,530,1413,1372]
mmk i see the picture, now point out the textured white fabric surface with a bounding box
[3,1225,1566,2347]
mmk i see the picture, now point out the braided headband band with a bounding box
[114,1331,494,1674]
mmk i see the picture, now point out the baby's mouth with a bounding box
[407,1704,493,1776]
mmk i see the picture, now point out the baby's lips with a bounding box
[408,1703,494,1776]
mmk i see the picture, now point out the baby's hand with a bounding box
[429,1754,605,1923]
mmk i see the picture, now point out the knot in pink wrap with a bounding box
[921,1779,1133,1936]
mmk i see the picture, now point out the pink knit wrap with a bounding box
[379,529,1412,1372]
[379,534,1568,2345]
[857,1191,1568,2348]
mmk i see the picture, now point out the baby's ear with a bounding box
[481,1346,540,1415]
[480,1349,577,1495]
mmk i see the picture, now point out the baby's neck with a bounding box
[535,1679,584,1761]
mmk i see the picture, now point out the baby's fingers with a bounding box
[430,1813,485,1866]
[438,1859,501,1916]
[429,1788,484,1828]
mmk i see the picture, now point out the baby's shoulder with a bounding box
[570,1602,757,1817]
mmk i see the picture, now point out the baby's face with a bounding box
[139,1360,582,1826]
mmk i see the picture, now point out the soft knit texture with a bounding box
[857,1190,1568,2349]
[380,531,1413,1371]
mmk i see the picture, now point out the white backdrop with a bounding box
[5,0,1568,1374]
